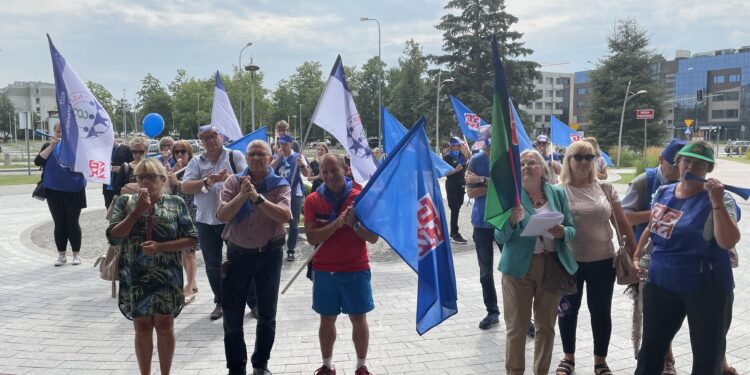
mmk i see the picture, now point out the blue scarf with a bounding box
[316,178,353,222]
[234,167,289,222]
[450,150,465,165]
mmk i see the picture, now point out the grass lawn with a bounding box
[0,175,40,186]
[718,156,750,164]
[616,172,636,184]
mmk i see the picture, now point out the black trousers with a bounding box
[46,189,86,253]
[558,258,615,357]
[473,227,501,315]
[445,182,465,236]
[635,282,733,375]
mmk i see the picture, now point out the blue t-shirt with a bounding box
[467,150,490,228]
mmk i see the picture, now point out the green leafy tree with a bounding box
[0,94,16,139]
[587,18,667,151]
[171,75,213,139]
[433,0,540,133]
[270,61,325,143]
[387,40,429,128]
[137,73,173,137]
[357,57,387,140]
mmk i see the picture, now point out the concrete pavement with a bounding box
[0,158,748,374]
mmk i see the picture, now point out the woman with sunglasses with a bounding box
[107,158,197,375]
[555,141,637,375]
[167,140,200,304]
[634,140,740,375]
[495,149,577,375]
[113,137,148,195]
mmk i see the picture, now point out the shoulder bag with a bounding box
[541,235,578,296]
[600,182,640,285]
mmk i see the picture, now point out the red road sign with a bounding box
[636,109,654,120]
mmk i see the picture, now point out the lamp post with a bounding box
[238,42,252,130]
[245,60,260,132]
[299,103,303,143]
[435,70,455,154]
[616,80,647,166]
[360,16,382,150]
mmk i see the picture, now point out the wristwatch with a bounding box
[479,176,486,184]
[202,177,210,187]
[353,221,362,231]
[254,194,266,205]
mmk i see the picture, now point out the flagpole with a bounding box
[281,243,321,295]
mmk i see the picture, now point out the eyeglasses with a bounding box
[199,135,219,142]
[135,174,161,182]
[520,160,539,167]
[131,150,146,155]
[173,149,187,155]
[247,152,270,158]
[678,157,709,167]
[536,142,548,146]
[571,154,595,162]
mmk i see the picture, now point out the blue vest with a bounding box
[275,152,303,196]
[42,143,87,192]
[649,185,733,294]
[634,167,661,240]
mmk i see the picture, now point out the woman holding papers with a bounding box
[494,149,577,375]
[556,141,637,375]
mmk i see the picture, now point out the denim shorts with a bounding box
[312,270,374,316]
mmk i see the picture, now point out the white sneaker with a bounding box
[54,255,67,267]
[71,255,81,265]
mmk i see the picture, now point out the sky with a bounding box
[2,0,750,102]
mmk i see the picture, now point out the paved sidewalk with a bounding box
[0,158,749,374]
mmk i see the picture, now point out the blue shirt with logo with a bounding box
[467,150,490,228]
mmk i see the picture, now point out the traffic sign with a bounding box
[636,109,654,120]
[684,119,694,128]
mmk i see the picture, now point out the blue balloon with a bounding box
[142,113,165,138]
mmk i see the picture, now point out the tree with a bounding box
[171,75,213,139]
[137,73,173,137]
[587,18,667,151]
[387,40,429,128]
[433,0,539,135]
[270,61,325,143]
[356,57,387,140]
[0,94,15,139]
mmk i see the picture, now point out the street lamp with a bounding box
[616,80,648,166]
[238,42,252,130]
[245,60,260,132]
[360,16,382,150]
[435,70,455,154]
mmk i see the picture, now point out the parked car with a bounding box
[733,140,749,155]
[186,139,204,154]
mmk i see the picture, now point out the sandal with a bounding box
[662,358,676,375]
[724,367,740,375]
[555,359,574,375]
[595,363,614,375]
[184,293,195,305]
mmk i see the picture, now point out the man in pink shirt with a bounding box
[216,140,292,375]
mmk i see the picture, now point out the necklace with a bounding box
[529,194,546,208]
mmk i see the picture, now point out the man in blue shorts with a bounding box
[304,154,379,375]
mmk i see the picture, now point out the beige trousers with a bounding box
[502,254,561,375]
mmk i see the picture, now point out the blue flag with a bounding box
[600,150,614,167]
[47,35,114,184]
[381,107,452,177]
[449,95,487,141]
[550,115,583,147]
[510,100,534,152]
[227,127,267,153]
[355,117,458,335]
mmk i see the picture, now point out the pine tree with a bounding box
[433,0,539,123]
[587,18,667,151]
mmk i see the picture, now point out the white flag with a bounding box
[47,35,114,184]
[210,71,243,142]
[311,56,377,184]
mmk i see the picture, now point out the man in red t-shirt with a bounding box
[304,154,379,375]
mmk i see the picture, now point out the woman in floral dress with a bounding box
[107,158,197,375]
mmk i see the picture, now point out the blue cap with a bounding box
[449,136,463,146]
[661,139,688,165]
[278,134,293,145]
[198,125,221,135]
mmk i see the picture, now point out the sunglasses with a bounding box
[135,174,160,182]
[571,154,595,162]
[247,152,270,158]
[131,150,146,155]
[173,149,187,155]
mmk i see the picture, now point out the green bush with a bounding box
[633,146,662,175]
[606,146,640,168]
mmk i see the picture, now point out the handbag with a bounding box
[541,236,578,296]
[600,182,640,285]
[94,195,133,298]
[32,180,47,201]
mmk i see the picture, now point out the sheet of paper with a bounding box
[520,212,564,239]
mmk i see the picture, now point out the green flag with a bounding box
[484,35,523,230]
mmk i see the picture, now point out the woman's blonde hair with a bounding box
[582,137,601,157]
[559,141,597,185]
[520,149,551,184]
[129,136,147,149]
